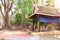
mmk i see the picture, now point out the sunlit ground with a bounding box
[0,30,60,39]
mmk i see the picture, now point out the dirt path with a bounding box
[0,30,60,38]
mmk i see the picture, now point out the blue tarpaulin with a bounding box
[40,16,59,23]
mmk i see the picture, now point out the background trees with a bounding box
[11,0,33,25]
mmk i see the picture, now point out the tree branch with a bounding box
[1,0,4,5]
[0,10,5,18]
[1,0,6,11]
[0,0,5,18]
[9,2,13,12]
[6,0,10,10]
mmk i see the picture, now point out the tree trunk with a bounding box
[0,0,13,29]
[4,12,10,29]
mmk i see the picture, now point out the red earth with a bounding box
[0,34,31,38]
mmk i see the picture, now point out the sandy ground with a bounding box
[0,30,60,40]
[0,30,31,38]
[0,30,60,36]
[0,30,25,35]
[0,30,60,38]
[31,30,60,36]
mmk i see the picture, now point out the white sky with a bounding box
[38,0,60,9]
[54,0,60,13]
[54,0,60,9]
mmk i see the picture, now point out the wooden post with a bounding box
[37,15,40,32]
[58,18,60,30]
[32,18,34,31]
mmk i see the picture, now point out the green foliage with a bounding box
[15,13,22,24]
[11,13,22,25]
[0,4,2,10]
[11,13,32,25]
[34,20,43,25]
[24,18,32,24]
[10,0,14,3]
[11,19,16,25]
[13,0,33,25]
[15,13,32,24]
